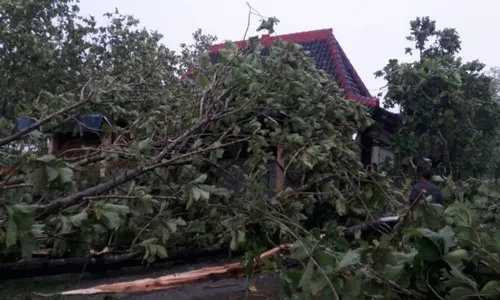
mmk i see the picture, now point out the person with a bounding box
[409,171,444,205]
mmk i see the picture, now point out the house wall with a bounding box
[212,148,296,197]
[49,131,114,177]
[371,146,394,165]
[357,122,395,167]
[50,133,102,158]
[364,124,391,146]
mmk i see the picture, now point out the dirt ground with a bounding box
[0,256,283,300]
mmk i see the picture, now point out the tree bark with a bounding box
[34,116,212,220]
[0,246,230,281]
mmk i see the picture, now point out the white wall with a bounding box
[371,146,394,165]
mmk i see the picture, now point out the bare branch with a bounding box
[0,183,33,191]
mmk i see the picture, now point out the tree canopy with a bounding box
[376,17,500,179]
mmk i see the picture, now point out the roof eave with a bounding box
[190,29,380,107]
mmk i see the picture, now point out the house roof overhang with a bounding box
[184,28,379,107]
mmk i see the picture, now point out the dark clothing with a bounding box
[409,182,444,205]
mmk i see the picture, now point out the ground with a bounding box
[1,256,283,299]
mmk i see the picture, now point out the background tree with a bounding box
[376,17,500,179]
[489,66,500,100]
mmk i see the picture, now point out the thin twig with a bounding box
[0,183,33,191]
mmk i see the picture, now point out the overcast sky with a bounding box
[79,0,499,101]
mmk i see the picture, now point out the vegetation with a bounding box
[278,177,500,299]
[0,0,373,271]
[375,17,500,179]
[1,1,500,299]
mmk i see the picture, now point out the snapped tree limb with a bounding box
[33,116,248,220]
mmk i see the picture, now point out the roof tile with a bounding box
[206,29,379,107]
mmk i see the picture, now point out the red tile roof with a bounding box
[206,29,379,107]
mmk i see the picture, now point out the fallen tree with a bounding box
[3,2,500,299]
[0,0,383,283]
[0,246,231,280]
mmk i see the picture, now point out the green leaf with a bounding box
[166,221,177,233]
[447,287,476,300]
[336,250,360,271]
[192,139,203,149]
[190,186,201,201]
[143,243,168,263]
[70,211,88,227]
[444,249,468,262]
[335,198,346,216]
[230,231,237,250]
[403,227,432,243]
[58,167,73,183]
[138,138,152,152]
[19,233,35,259]
[290,240,312,260]
[153,244,168,258]
[36,154,56,163]
[12,204,37,215]
[438,225,456,253]
[157,225,170,243]
[100,203,130,214]
[6,219,18,248]
[480,281,500,296]
[31,167,47,195]
[45,165,59,182]
[343,277,362,297]
[314,250,335,275]
[215,148,224,159]
[199,75,209,86]
[175,217,187,226]
[58,216,72,234]
[99,210,122,230]
[283,269,303,286]
[237,230,246,243]
[385,265,412,288]
[363,188,374,200]
[6,204,38,255]
[444,109,455,121]
[190,186,209,201]
[193,173,208,184]
[298,260,314,289]
[232,126,241,135]
[95,203,130,231]
[310,276,329,296]
[417,232,444,262]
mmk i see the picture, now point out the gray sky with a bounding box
[79,0,499,100]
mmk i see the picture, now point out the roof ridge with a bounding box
[210,28,333,49]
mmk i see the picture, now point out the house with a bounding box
[17,115,129,176]
[205,29,399,168]
[16,28,399,186]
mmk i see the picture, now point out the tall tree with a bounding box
[489,66,500,100]
[376,17,500,179]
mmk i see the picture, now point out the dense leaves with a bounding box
[276,177,500,299]
[2,2,500,299]
[376,17,500,179]
[0,0,377,273]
